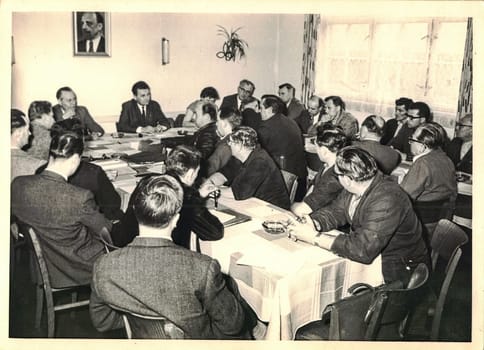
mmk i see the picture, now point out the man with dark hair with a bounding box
[389,101,431,158]
[287,146,429,285]
[220,79,255,111]
[257,94,307,200]
[380,97,413,145]
[11,109,46,181]
[53,86,105,136]
[206,107,243,176]
[321,96,359,138]
[278,83,306,122]
[77,12,105,53]
[305,95,325,136]
[191,101,220,170]
[352,115,400,174]
[117,80,171,133]
[206,126,291,209]
[89,174,257,339]
[11,130,112,288]
[25,101,55,161]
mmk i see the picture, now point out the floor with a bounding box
[9,229,473,341]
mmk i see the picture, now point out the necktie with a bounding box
[88,40,94,52]
[142,106,146,120]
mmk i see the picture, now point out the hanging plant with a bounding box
[216,25,248,62]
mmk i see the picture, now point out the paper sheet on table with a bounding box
[93,159,128,170]
[209,209,236,224]
[236,243,305,275]
[86,139,117,146]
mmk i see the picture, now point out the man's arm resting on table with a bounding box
[206,172,228,187]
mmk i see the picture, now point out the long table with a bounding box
[85,133,384,340]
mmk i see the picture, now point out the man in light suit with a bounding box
[53,86,105,136]
[89,175,257,339]
[11,131,112,288]
[220,79,255,112]
[117,80,171,133]
[77,12,106,53]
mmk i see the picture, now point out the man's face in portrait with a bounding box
[81,12,103,40]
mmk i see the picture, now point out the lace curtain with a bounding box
[314,18,467,134]
[456,18,472,125]
[300,14,320,105]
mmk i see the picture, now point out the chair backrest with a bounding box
[26,227,53,292]
[430,219,469,271]
[281,169,298,203]
[364,263,429,340]
[429,219,468,340]
[122,311,186,339]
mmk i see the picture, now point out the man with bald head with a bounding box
[77,12,105,53]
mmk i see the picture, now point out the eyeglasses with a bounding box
[408,138,423,144]
[238,86,253,94]
[406,114,423,120]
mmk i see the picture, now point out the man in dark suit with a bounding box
[278,83,306,122]
[117,81,171,133]
[89,174,257,339]
[53,86,105,136]
[257,94,307,200]
[220,79,255,112]
[381,97,413,145]
[352,115,400,174]
[446,113,472,174]
[205,127,291,210]
[11,131,112,288]
[191,101,220,176]
[77,12,106,53]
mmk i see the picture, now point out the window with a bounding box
[315,17,467,130]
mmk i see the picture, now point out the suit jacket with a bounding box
[89,237,252,339]
[10,148,46,182]
[389,124,414,155]
[220,147,291,210]
[220,93,239,111]
[191,122,220,177]
[241,108,261,131]
[303,165,343,211]
[114,172,223,248]
[53,104,105,135]
[257,113,307,178]
[446,137,472,174]
[11,170,111,287]
[37,161,123,221]
[295,109,314,134]
[117,99,170,133]
[206,137,232,176]
[352,140,401,175]
[287,98,305,120]
[401,148,457,204]
[77,36,106,53]
[319,111,359,139]
[310,172,429,284]
[380,118,400,145]
[25,123,51,161]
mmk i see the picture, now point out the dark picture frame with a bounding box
[73,11,110,56]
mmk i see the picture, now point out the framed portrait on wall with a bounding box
[73,11,110,56]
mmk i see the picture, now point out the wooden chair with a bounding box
[281,169,298,203]
[428,219,469,340]
[121,311,186,339]
[295,263,429,341]
[25,227,90,337]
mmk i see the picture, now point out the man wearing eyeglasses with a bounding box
[220,79,255,112]
[389,101,431,159]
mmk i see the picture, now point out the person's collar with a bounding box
[138,224,173,240]
[286,98,293,107]
[361,135,380,142]
[413,147,432,162]
[44,167,68,181]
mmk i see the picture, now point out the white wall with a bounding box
[12,12,304,123]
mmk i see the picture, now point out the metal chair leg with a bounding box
[35,286,43,329]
